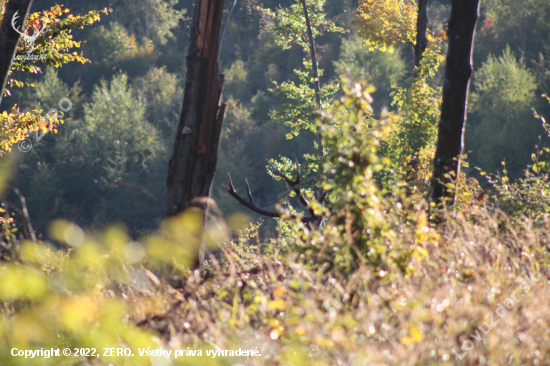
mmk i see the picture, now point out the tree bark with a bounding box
[414,0,429,69]
[406,0,429,177]
[430,0,481,205]
[0,0,34,107]
[299,0,323,153]
[300,0,321,113]
[166,0,226,217]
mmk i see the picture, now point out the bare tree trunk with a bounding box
[430,0,481,205]
[414,0,429,69]
[166,0,226,217]
[0,0,34,106]
[300,0,321,112]
[407,0,429,177]
[299,0,323,152]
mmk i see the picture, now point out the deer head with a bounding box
[11,11,49,54]
[223,159,327,229]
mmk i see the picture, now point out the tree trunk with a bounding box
[299,0,323,153]
[430,0,481,205]
[300,0,321,112]
[166,0,226,217]
[0,0,34,107]
[414,0,429,69]
[407,0,429,177]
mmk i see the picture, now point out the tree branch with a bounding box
[0,0,34,106]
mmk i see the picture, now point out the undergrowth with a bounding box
[0,85,549,366]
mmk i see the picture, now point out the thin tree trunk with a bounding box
[407,0,429,177]
[414,0,429,69]
[299,0,323,152]
[218,0,240,58]
[166,0,226,217]
[0,0,34,107]
[430,0,481,205]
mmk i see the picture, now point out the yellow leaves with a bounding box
[0,264,49,300]
[314,336,333,348]
[401,322,424,344]
[273,286,288,298]
[268,299,287,311]
[59,295,99,331]
[0,104,65,155]
[414,212,439,247]
[354,0,448,53]
[353,0,417,51]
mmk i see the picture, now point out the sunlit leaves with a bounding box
[0,4,110,155]
[353,0,417,51]
[11,5,111,73]
[0,105,63,155]
[258,0,346,52]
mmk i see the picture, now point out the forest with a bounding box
[0,0,549,364]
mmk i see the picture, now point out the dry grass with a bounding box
[126,206,550,366]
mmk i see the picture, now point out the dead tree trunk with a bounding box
[0,0,34,106]
[414,0,429,69]
[430,0,481,205]
[166,0,226,217]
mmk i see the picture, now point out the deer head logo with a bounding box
[11,11,49,54]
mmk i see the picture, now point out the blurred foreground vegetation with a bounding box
[1,0,550,365]
[0,82,549,365]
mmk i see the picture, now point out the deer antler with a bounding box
[222,173,293,218]
[33,14,49,41]
[11,11,25,36]
[11,11,49,42]
[25,14,49,43]
[223,159,326,225]
[266,159,319,218]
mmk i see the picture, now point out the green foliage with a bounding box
[1,1,550,361]
[109,0,184,46]
[224,60,249,101]
[255,0,346,217]
[468,47,541,179]
[270,66,339,139]
[82,73,165,184]
[84,22,155,67]
[277,78,435,275]
[474,47,537,106]
[334,34,406,112]
[261,0,345,142]
[488,95,550,224]
[0,216,200,365]
[259,0,346,52]
[317,80,395,272]
[384,41,444,182]
[351,0,446,185]
[479,0,550,70]
[23,66,83,115]
[134,67,183,140]
[12,70,171,234]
